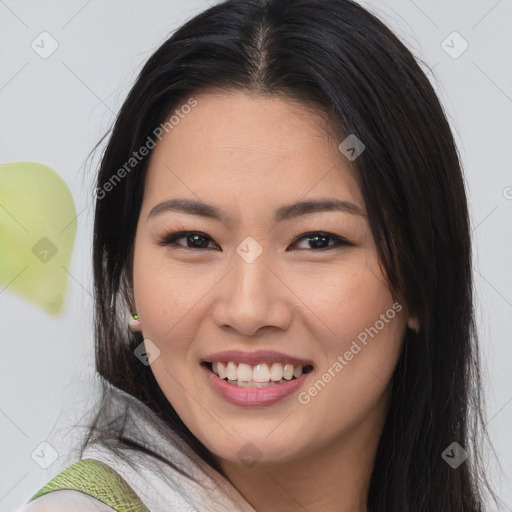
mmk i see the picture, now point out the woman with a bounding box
[19,0,497,510]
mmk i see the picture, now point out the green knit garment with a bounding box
[29,458,150,512]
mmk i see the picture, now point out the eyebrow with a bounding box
[147,198,367,223]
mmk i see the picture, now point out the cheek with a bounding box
[292,251,404,416]
[291,248,396,347]
[132,244,206,342]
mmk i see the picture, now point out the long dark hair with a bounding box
[80,0,498,509]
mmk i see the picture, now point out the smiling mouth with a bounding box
[202,361,314,388]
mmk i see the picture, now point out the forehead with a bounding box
[143,90,364,219]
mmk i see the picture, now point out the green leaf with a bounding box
[0,162,77,315]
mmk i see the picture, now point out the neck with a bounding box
[219,394,388,512]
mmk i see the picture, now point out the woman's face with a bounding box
[132,90,410,466]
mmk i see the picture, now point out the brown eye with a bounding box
[288,232,351,251]
[158,230,351,252]
[158,231,219,250]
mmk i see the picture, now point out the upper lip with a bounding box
[202,350,314,367]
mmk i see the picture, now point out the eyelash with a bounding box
[157,226,352,252]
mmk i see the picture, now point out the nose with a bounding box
[212,250,293,337]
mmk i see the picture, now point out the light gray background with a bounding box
[1,0,511,510]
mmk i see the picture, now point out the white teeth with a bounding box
[253,364,270,383]
[283,363,294,380]
[270,362,283,381]
[226,361,238,381]
[217,361,227,380]
[209,361,309,383]
[237,363,253,382]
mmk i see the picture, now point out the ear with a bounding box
[129,314,142,332]
[407,317,419,332]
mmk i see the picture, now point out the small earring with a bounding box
[129,313,141,331]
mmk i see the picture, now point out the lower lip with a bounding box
[201,364,311,407]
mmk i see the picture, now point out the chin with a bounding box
[210,438,307,468]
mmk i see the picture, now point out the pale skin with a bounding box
[131,90,418,512]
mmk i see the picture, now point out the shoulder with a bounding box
[15,490,117,512]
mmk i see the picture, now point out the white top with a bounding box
[14,384,257,512]
[14,490,115,512]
